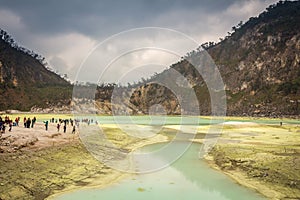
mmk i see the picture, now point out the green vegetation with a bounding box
[0,36,72,111]
[278,77,300,95]
[0,86,72,111]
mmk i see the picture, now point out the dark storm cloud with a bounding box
[0,0,278,82]
[0,0,238,37]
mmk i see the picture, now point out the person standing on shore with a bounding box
[23,117,26,128]
[44,121,49,131]
[26,118,31,128]
[57,123,60,132]
[1,123,5,133]
[72,125,76,134]
[63,124,66,133]
[15,117,19,126]
[31,117,36,128]
[0,118,3,133]
[8,120,12,132]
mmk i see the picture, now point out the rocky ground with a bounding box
[0,123,122,200]
[0,122,169,200]
[0,122,76,153]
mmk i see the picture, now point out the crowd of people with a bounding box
[0,116,13,133]
[0,116,38,134]
[0,115,98,136]
[23,117,37,128]
[53,118,77,134]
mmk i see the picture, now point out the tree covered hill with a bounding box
[0,30,72,111]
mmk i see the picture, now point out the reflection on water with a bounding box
[54,143,265,200]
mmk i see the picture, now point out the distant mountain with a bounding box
[0,31,72,111]
[93,0,300,117]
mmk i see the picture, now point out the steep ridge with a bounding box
[121,0,300,117]
[0,31,72,111]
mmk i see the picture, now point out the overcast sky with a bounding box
[0,0,278,84]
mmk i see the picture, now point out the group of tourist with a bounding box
[43,117,80,133]
[0,116,13,133]
[0,115,99,136]
[0,116,77,135]
[53,118,76,134]
[0,116,38,134]
[80,118,98,125]
[23,117,37,128]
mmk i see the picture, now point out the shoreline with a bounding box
[2,111,299,119]
[204,155,283,199]
[49,139,284,200]
[1,118,299,199]
[46,167,129,200]
[204,122,300,200]
[46,126,170,199]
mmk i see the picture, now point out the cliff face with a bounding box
[207,0,300,116]
[110,0,300,117]
[129,83,180,115]
[0,37,72,111]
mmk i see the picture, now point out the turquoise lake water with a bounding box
[75,115,298,125]
[53,142,265,200]
[35,114,299,125]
